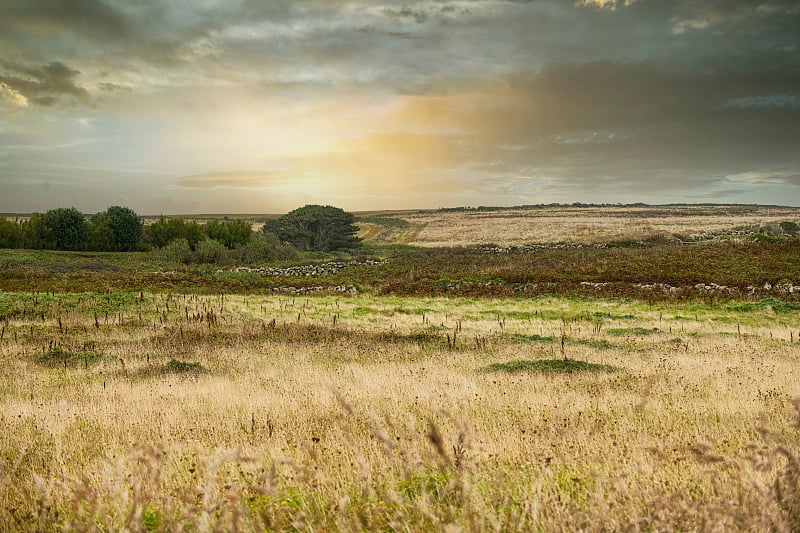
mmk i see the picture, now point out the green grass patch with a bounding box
[606,327,660,336]
[35,347,106,368]
[725,298,800,314]
[509,333,555,343]
[483,359,616,374]
[163,359,206,374]
[570,338,615,349]
[358,216,411,229]
[592,311,636,320]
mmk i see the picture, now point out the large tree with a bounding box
[43,207,88,251]
[87,206,143,251]
[106,206,143,251]
[266,205,360,251]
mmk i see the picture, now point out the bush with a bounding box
[144,218,205,249]
[262,232,299,261]
[0,217,21,248]
[203,219,253,249]
[158,238,192,263]
[232,236,273,263]
[779,221,799,236]
[194,239,228,264]
[19,213,51,249]
[87,212,116,251]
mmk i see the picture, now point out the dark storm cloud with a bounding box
[0,60,90,106]
[669,0,800,34]
[0,0,129,40]
[424,54,800,195]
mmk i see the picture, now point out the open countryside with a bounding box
[1,204,800,531]
[3,0,800,530]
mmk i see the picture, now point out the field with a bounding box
[357,205,800,247]
[1,205,800,531]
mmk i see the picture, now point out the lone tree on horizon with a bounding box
[264,204,360,252]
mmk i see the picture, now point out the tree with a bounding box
[267,205,360,251]
[0,217,21,248]
[144,217,205,249]
[87,212,116,251]
[43,207,87,250]
[106,206,143,251]
[20,213,51,249]
[203,219,252,249]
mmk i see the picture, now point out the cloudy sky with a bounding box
[1,0,799,214]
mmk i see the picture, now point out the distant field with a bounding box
[356,205,800,247]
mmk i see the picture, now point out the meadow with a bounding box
[1,205,800,531]
[356,205,800,247]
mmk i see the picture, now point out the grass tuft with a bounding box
[483,358,617,374]
[34,347,106,368]
[606,327,659,336]
[163,359,206,374]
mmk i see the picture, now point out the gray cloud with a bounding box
[0,0,129,40]
[1,0,799,210]
[97,82,132,93]
[383,6,429,24]
[0,61,90,106]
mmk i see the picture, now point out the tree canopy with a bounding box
[265,205,360,252]
[143,217,205,249]
[107,206,143,251]
[88,206,143,251]
[203,219,253,249]
[0,217,21,248]
[43,207,87,250]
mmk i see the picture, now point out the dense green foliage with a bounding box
[87,206,144,251]
[203,219,253,249]
[265,205,360,251]
[143,217,205,249]
[2,207,144,252]
[43,207,88,251]
[106,206,144,251]
[0,217,21,248]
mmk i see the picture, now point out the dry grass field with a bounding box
[2,291,799,531]
[359,205,800,247]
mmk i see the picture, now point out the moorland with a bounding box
[1,204,799,531]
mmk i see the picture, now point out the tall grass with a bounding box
[0,292,798,530]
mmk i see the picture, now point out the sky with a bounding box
[1,0,799,214]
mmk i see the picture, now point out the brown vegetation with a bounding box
[1,292,799,531]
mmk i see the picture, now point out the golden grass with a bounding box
[1,293,799,531]
[384,205,800,246]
